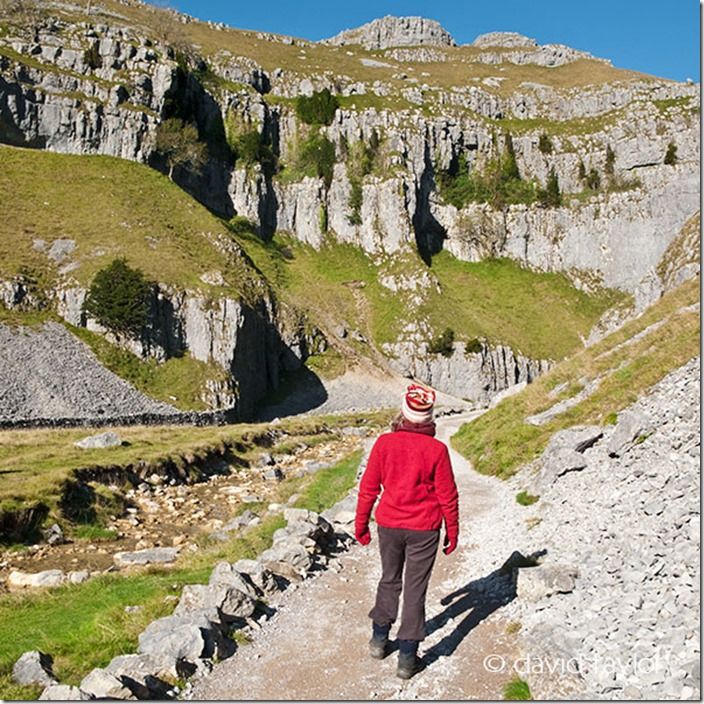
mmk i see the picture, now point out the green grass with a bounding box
[451,277,699,478]
[516,491,539,506]
[0,145,260,295]
[69,324,228,411]
[292,450,362,512]
[0,448,363,698]
[0,514,284,696]
[503,676,532,700]
[230,232,624,363]
[423,254,624,360]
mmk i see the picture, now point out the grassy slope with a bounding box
[0,450,362,700]
[451,277,700,478]
[235,232,624,361]
[0,145,258,294]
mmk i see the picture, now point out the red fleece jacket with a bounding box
[355,430,459,539]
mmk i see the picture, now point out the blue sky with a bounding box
[163,0,699,82]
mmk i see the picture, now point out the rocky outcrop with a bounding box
[385,340,552,405]
[505,357,700,699]
[53,279,318,417]
[321,16,455,50]
[472,32,538,48]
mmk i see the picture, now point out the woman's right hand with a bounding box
[355,524,372,545]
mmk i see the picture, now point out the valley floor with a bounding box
[191,413,542,700]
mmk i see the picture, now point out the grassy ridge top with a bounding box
[0,145,258,295]
[44,0,657,100]
[451,276,700,478]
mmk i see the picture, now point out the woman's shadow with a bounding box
[419,549,546,669]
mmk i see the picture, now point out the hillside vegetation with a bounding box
[1,146,624,378]
[0,145,261,296]
[451,277,700,478]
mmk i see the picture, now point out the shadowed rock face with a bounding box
[321,15,456,50]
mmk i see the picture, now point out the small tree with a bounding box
[428,328,455,357]
[605,144,615,175]
[539,168,562,207]
[298,133,336,187]
[585,167,601,191]
[501,133,520,181]
[295,88,339,126]
[83,259,152,338]
[664,142,678,165]
[155,118,207,179]
[538,133,553,155]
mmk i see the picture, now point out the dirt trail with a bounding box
[191,413,523,700]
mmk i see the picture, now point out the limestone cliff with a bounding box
[0,3,699,410]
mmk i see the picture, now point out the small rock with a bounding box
[12,651,56,687]
[8,570,65,589]
[113,547,180,568]
[42,524,65,546]
[39,684,91,700]
[74,431,122,450]
[80,668,134,700]
[67,570,90,585]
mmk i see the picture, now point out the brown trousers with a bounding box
[368,526,440,641]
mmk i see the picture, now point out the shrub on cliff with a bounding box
[538,168,562,208]
[295,88,339,126]
[298,134,336,187]
[83,259,152,338]
[664,142,678,165]
[155,118,207,179]
[538,133,553,155]
[428,327,455,357]
[439,140,538,210]
[231,129,277,175]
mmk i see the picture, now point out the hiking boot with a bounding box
[396,651,421,680]
[369,635,388,659]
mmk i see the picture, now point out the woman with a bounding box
[354,383,459,680]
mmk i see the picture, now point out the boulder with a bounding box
[104,653,171,699]
[517,564,579,601]
[208,561,260,598]
[259,541,313,581]
[174,583,256,622]
[74,431,122,449]
[80,668,135,700]
[231,559,281,595]
[12,651,56,687]
[545,425,604,454]
[608,410,651,457]
[8,570,65,589]
[39,684,92,700]
[113,547,179,568]
[137,613,229,676]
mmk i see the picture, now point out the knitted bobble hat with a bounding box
[401,383,436,424]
